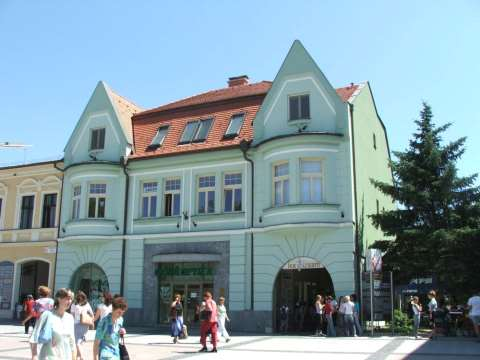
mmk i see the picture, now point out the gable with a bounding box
[64,81,139,166]
[253,41,348,144]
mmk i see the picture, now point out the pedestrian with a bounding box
[27,286,54,360]
[93,296,128,360]
[199,291,218,353]
[93,292,113,323]
[314,295,325,336]
[427,290,438,338]
[22,295,36,334]
[339,295,355,337]
[466,290,480,342]
[30,288,76,360]
[217,296,231,342]
[324,296,336,337]
[279,303,289,333]
[170,293,184,344]
[411,296,422,339]
[336,296,344,336]
[351,294,363,336]
[71,290,94,360]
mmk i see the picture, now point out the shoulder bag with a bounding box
[38,311,53,344]
[119,335,130,360]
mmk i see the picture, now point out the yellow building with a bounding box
[0,160,62,319]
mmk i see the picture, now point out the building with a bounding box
[54,40,393,332]
[0,160,62,319]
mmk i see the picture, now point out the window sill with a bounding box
[263,203,340,214]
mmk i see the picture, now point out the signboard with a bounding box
[282,257,324,271]
[362,271,392,321]
[367,249,382,272]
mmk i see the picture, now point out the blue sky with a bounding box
[0,1,479,180]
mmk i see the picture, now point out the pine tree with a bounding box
[370,103,480,298]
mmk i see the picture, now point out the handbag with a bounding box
[119,335,130,360]
[38,311,53,344]
[200,310,212,321]
[80,310,94,328]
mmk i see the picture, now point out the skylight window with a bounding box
[224,113,245,138]
[149,125,169,148]
[179,118,213,144]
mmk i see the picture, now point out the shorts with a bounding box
[470,315,480,326]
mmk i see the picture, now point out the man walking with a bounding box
[199,291,218,352]
[467,291,480,341]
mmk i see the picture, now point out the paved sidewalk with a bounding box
[0,324,478,359]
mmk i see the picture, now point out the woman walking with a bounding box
[351,294,363,336]
[22,295,36,335]
[411,296,422,339]
[170,294,184,344]
[314,295,324,336]
[324,296,336,337]
[216,297,231,342]
[93,296,127,360]
[71,291,94,360]
[30,288,76,360]
[93,292,113,323]
[199,291,218,353]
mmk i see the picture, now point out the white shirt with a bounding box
[96,303,112,320]
[339,301,355,315]
[70,303,93,324]
[428,298,437,313]
[468,295,480,316]
[412,303,421,315]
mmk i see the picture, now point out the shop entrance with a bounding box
[19,260,49,301]
[156,262,215,326]
[273,257,334,333]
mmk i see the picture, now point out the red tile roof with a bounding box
[130,81,359,160]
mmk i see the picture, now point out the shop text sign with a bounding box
[283,257,324,271]
[155,263,214,277]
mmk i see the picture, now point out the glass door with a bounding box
[185,284,201,325]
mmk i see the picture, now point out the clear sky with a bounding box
[0,1,479,180]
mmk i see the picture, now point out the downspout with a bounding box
[120,156,129,296]
[240,140,254,311]
[53,160,64,293]
[348,103,362,312]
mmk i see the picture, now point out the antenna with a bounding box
[0,142,33,164]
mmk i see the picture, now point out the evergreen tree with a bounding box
[370,103,480,298]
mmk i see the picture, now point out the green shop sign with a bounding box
[155,263,215,278]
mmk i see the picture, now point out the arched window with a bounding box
[70,263,109,309]
[0,261,14,310]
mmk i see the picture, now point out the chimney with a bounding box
[228,75,249,87]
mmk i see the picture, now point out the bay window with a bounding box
[88,184,106,218]
[300,160,322,203]
[273,163,289,206]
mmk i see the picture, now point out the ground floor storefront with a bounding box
[0,241,56,319]
[54,225,356,333]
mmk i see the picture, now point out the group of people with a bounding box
[280,294,362,337]
[21,286,128,360]
[410,290,480,341]
[170,291,230,353]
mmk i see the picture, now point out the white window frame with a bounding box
[141,181,158,218]
[300,159,323,204]
[288,93,310,121]
[18,193,36,229]
[40,192,58,228]
[272,162,289,207]
[149,126,169,148]
[89,127,106,151]
[224,113,245,138]
[164,178,181,217]
[223,173,242,213]
[87,183,107,219]
[197,175,216,214]
[72,185,81,220]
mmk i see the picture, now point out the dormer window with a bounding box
[224,113,245,139]
[289,94,310,121]
[149,125,169,148]
[90,128,105,151]
[179,118,213,144]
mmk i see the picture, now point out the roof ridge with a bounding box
[138,81,272,116]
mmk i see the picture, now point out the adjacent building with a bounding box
[4,40,392,331]
[0,160,62,319]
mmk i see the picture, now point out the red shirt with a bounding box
[205,299,218,323]
[324,302,333,315]
[24,299,35,316]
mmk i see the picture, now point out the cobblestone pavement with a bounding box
[0,324,479,360]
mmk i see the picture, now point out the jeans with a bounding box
[343,314,355,337]
[326,314,336,337]
[353,312,363,336]
[413,314,421,337]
